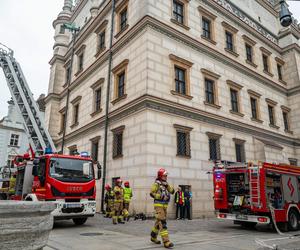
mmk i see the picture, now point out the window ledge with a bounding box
[95,47,106,58]
[263,70,274,77]
[176,154,191,159]
[224,48,239,57]
[70,122,79,129]
[279,79,287,85]
[90,109,103,117]
[113,154,123,159]
[115,24,129,39]
[170,18,190,30]
[170,90,193,100]
[111,94,127,105]
[251,118,263,124]
[230,110,245,117]
[284,129,293,135]
[8,145,20,148]
[201,35,217,45]
[269,124,279,129]
[75,69,83,77]
[245,60,257,68]
[204,101,221,109]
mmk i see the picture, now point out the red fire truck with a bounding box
[0,45,101,225]
[213,161,300,231]
[8,151,101,225]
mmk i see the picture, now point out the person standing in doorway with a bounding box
[184,187,192,220]
[174,187,185,220]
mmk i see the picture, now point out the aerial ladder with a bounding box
[0,43,56,153]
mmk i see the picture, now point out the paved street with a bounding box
[45,214,300,250]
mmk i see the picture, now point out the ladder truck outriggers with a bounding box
[0,44,101,225]
[213,161,300,231]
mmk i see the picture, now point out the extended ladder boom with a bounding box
[0,44,56,152]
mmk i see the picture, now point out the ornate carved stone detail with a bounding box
[210,0,278,44]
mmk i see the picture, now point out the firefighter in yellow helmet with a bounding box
[104,184,114,218]
[112,178,125,224]
[150,168,175,248]
[123,181,133,221]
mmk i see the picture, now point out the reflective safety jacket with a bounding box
[124,187,133,203]
[105,190,115,205]
[8,176,16,194]
[175,191,185,205]
[150,179,174,208]
[113,186,124,203]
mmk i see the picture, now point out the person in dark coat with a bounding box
[184,187,192,220]
[174,187,185,219]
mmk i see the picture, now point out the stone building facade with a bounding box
[45,0,300,217]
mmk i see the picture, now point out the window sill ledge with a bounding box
[230,110,245,117]
[170,18,190,30]
[8,145,20,148]
[111,94,127,105]
[115,24,129,39]
[170,90,193,100]
[70,122,79,129]
[224,48,239,57]
[245,60,257,68]
[113,154,123,160]
[279,79,287,85]
[263,70,274,77]
[90,109,103,117]
[75,69,83,77]
[269,124,280,129]
[94,48,106,58]
[201,35,217,45]
[204,101,221,109]
[284,129,293,135]
[251,118,263,124]
[176,154,191,159]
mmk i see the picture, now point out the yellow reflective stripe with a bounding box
[160,230,168,236]
[154,203,168,208]
[152,227,159,233]
[114,200,123,202]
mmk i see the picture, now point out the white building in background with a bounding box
[45,0,300,217]
[0,100,28,169]
[0,95,46,170]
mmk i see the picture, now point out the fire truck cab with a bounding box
[3,151,101,226]
[213,161,300,231]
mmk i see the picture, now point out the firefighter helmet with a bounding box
[124,181,129,187]
[105,184,111,190]
[157,168,168,179]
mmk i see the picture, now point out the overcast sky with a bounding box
[0,0,300,119]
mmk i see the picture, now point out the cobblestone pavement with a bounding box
[45,214,300,250]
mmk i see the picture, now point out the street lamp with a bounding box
[61,23,80,154]
[279,0,294,27]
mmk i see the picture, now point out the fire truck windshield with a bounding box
[49,157,94,183]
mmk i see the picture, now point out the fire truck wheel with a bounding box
[73,218,88,225]
[288,209,300,231]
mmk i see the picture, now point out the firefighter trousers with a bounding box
[112,201,124,224]
[123,202,130,219]
[105,200,114,217]
[151,206,172,246]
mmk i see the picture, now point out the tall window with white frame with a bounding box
[250,97,258,119]
[112,126,125,159]
[205,78,215,104]
[230,88,239,113]
[175,66,186,95]
[174,124,192,158]
[173,0,184,24]
[95,88,101,112]
[207,132,221,161]
[268,105,275,126]
[117,71,125,99]
[10,134,19,147]
[202,17,211,40]
[225,31,234,51]
[282,110,290,132]
[262,54,269,72]
[245,44,253,62]
[234,139,246,163]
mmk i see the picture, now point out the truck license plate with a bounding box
[236,214,248,220]
[64,203,82,208]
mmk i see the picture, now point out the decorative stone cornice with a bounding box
[205,0,280,51]
[247,89,262,98]
[173,124,193,132]
[242,35,257,46]
[226,80,243,89]
[90,78,105,89]
[265,98,278,106]
[169,54,193,67]
[54,94,300,147]
[201,68,220,79]
[70,95,82,104]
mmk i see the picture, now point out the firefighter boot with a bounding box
[150,228,161,244]
[160,229,174,249]
[112,216,118,224]
[118,216,125,224]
